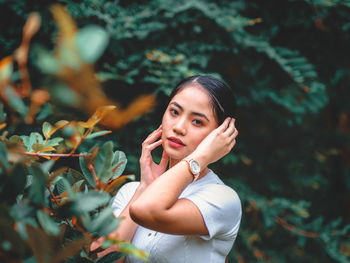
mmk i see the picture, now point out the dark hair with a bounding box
[169,75,236,124]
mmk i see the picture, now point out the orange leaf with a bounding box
[99,95,155,129]
[38,147,56,152]
[31,89,50,105]
[0,56,13,82]
[78,105,116,128]
[103,175,130,194]
[48,120,69,138]
[0,123,6,130]
[253,249,265,259]
[23,13,41,43]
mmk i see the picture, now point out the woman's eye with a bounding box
[192,119,203,126]
[170,109,178,116]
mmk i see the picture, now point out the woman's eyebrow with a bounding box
[170,101,210,122]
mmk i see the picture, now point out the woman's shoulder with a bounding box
[200,183,240,207]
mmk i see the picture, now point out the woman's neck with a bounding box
[169,158,209,180]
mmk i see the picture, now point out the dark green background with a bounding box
[1,0,349,262]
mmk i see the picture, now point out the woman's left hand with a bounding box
[190,117,238,166]
[139,125,169,188]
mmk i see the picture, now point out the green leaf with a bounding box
[0,103,7,123]
[4,87,28,116]
[118,241,149,261]
[27,164,47,205]
[54,237,89,263]
[23,257,37,263]
[11,202,37,240]
[21,132,44,152]
[0,140,9,169]
[32,143,45,152]
[51,83,78,106]
[79,155,96,187]
[9,164,27,199]
[95,141,113,182]
[56,178,67,195]
[41,160,55,174]
[76,25,109,63]
[37,210,61,236]
[8,135,23,143]
[58,177,76,199]
[85,130,112,140]
[0,217,27,258]
[0,163,27,204]
[0,58,13,80]
[45,137,64,147]
[43,122,53,139]
[96,251,125,263]
[111,151,127,178]
[89,207,121,236]
[71,191,110,215]
[36,103,52,121]
[36,49,60,74]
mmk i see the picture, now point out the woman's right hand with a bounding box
[139,125,169,188]
[190,118,238,166]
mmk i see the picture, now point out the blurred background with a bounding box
[0,0,349,262]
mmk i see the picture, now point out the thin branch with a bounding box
[88,164,100,189]
[23,152,90,157]
[69,127,92,155]
[275,216,320,238]
[47,186,59,206]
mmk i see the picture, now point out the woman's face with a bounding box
[161,85,218,160]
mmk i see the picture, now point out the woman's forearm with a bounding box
[129,153,207,226]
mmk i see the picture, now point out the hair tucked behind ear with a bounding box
[169,75,236,124]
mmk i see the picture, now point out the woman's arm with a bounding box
[130,118,237,235]
[90,126,170,259]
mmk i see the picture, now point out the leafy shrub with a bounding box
[0,5,149,263]
[0,1,350,262]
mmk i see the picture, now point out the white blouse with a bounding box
[112,170,242,263]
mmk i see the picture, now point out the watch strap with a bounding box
[183,158,200,182]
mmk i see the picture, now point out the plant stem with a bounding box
[23,152,89,157]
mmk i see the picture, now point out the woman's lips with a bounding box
[167,137,185,148]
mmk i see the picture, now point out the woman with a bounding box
[92,75,241,262]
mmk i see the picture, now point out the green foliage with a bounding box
[0,0,350,262]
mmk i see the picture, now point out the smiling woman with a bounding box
[90,75,241,263]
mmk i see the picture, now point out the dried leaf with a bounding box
[103,175,133,195]
[48,120,69,138]
[23,13,41,43]
[78,105,116,129]
[99,95,155,129]
[0,56,13,82]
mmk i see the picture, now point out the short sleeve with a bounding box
[112,182,139,217]
[185,184,242,241]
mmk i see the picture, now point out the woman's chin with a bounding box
[164,147,190,161]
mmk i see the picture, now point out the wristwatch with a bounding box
[183,158,200,182]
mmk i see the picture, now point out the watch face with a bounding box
[190,160,200,174]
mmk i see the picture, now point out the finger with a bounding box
[229,139,236,151]
[229,128,238,143]
[217,117,231,132]
[159,150,169,170]
[143,128,162,144]
[229,125,238,138]
[223,118,236,137]
[146,139,163,152]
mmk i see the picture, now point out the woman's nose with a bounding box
[173,118,187,135]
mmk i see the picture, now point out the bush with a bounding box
[0,1,349,262]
